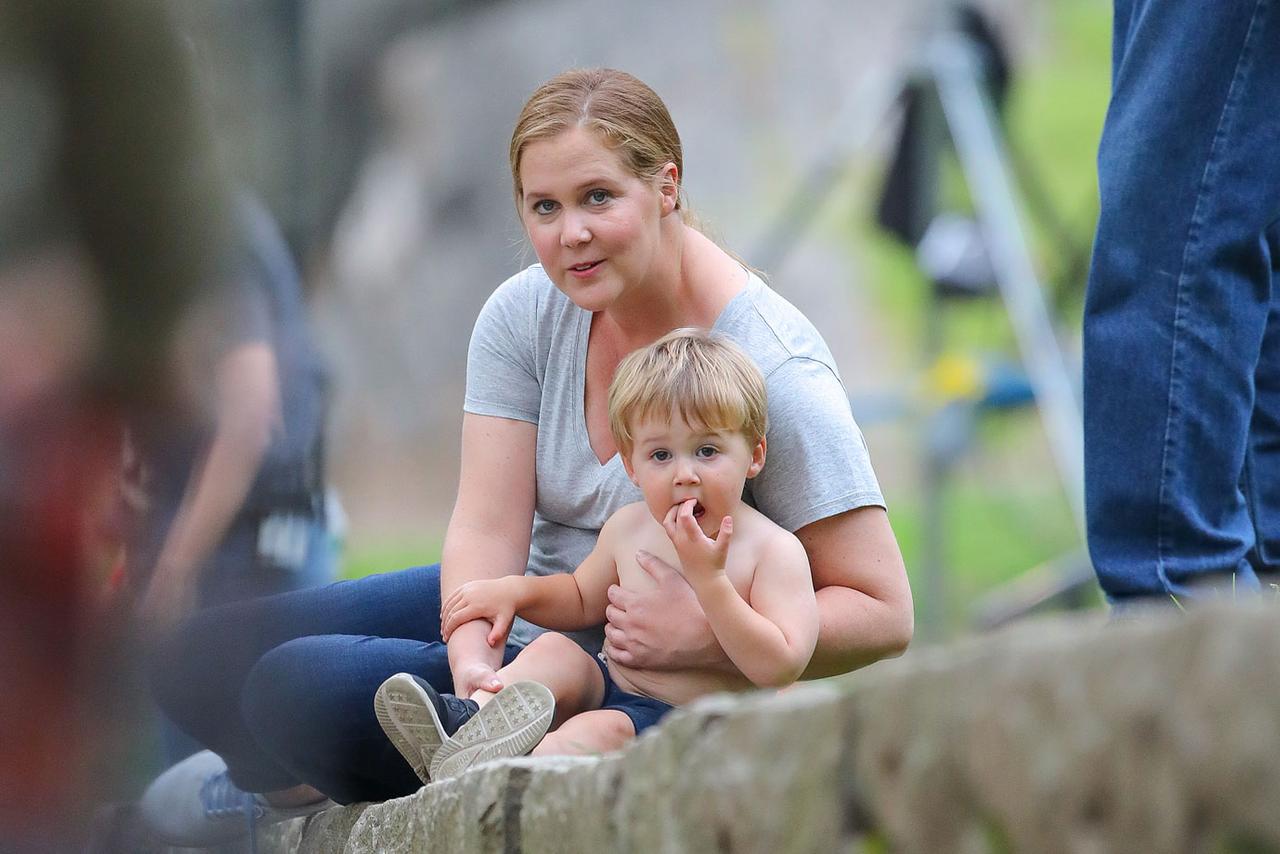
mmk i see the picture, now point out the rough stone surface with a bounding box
[260,605,1280,853]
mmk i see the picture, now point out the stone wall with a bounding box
[259,604,1280,853]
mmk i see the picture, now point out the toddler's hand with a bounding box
[661,498,732,589]
[441,579,515,647]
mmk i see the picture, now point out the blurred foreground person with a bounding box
[0,0,229,849]
[1084,0,1280,606]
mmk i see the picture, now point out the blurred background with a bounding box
[1,0,1109,846]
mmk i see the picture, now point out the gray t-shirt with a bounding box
[464,264,884,650]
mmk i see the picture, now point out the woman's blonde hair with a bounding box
[608,328,767,458]
[509,67,688,220]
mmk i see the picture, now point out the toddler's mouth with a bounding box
[691,501,705,519]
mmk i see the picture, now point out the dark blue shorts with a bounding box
[594,654,674,735]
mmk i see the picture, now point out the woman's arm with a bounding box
[603,505,912,678]
[442,412,538,696]
[796,505,913,677]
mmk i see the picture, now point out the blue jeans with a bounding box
[150,564,519,804]
[1084,0,1280,601]
[160,515,338,766]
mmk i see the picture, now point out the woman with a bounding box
[142,68,913,848]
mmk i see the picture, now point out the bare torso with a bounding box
[602,502,776,704]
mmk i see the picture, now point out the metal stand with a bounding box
[753,4,1096,637]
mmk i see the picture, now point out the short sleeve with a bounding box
[748,356,885,532]
[464,272,541,424]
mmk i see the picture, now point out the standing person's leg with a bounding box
[1084,0,1280,603]
[149,563,496,803]
[1244,225,1280,581]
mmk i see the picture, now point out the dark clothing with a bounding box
[592,654,675,736]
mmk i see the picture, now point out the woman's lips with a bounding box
[568,260,603,278]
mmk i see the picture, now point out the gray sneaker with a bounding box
[429,681,555,780]
[374,672,480,784]
[139,750,332,848]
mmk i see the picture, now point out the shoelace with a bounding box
[199,770,265,854]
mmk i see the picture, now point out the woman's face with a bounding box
[518,126,677,313]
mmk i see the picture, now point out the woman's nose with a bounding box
[560,213,590,248]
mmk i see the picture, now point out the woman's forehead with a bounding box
[519,127,630,190]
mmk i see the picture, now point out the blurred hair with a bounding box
[608,327,767,458]
[508,67,690,221]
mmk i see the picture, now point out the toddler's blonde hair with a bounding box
[608,328,767,457]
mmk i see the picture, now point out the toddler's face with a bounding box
[623,410,764,538]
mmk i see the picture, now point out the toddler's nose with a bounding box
[673,459,700,485]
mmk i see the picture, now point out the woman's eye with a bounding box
[651,450,671,462]
[696,446,718,458]
[587,189,610,205]
[532,199,556,215]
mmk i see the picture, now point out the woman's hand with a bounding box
[441,579,516,647]
[602,548,730,671]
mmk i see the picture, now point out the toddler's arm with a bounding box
[666,501,818,687]
[441,515,621,645]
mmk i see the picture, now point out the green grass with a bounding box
[888,441,1085,634]
[342,537,443,580]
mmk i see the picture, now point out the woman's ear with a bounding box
[658,162,679,216]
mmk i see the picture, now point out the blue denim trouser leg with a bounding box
[1244,227,1280,578]
[160,518,339,767]
[150,564,520,804]
[1084,0,1280,601]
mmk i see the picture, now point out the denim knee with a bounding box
[148,610,235,734]
[239,634,452,802]
[240,637,337,750]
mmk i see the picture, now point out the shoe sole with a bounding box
[373,673,449,785]
[429,681,555,780]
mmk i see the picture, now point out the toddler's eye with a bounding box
[696,446,718,458]
[650,449,671,462]
[587,189,610,205]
